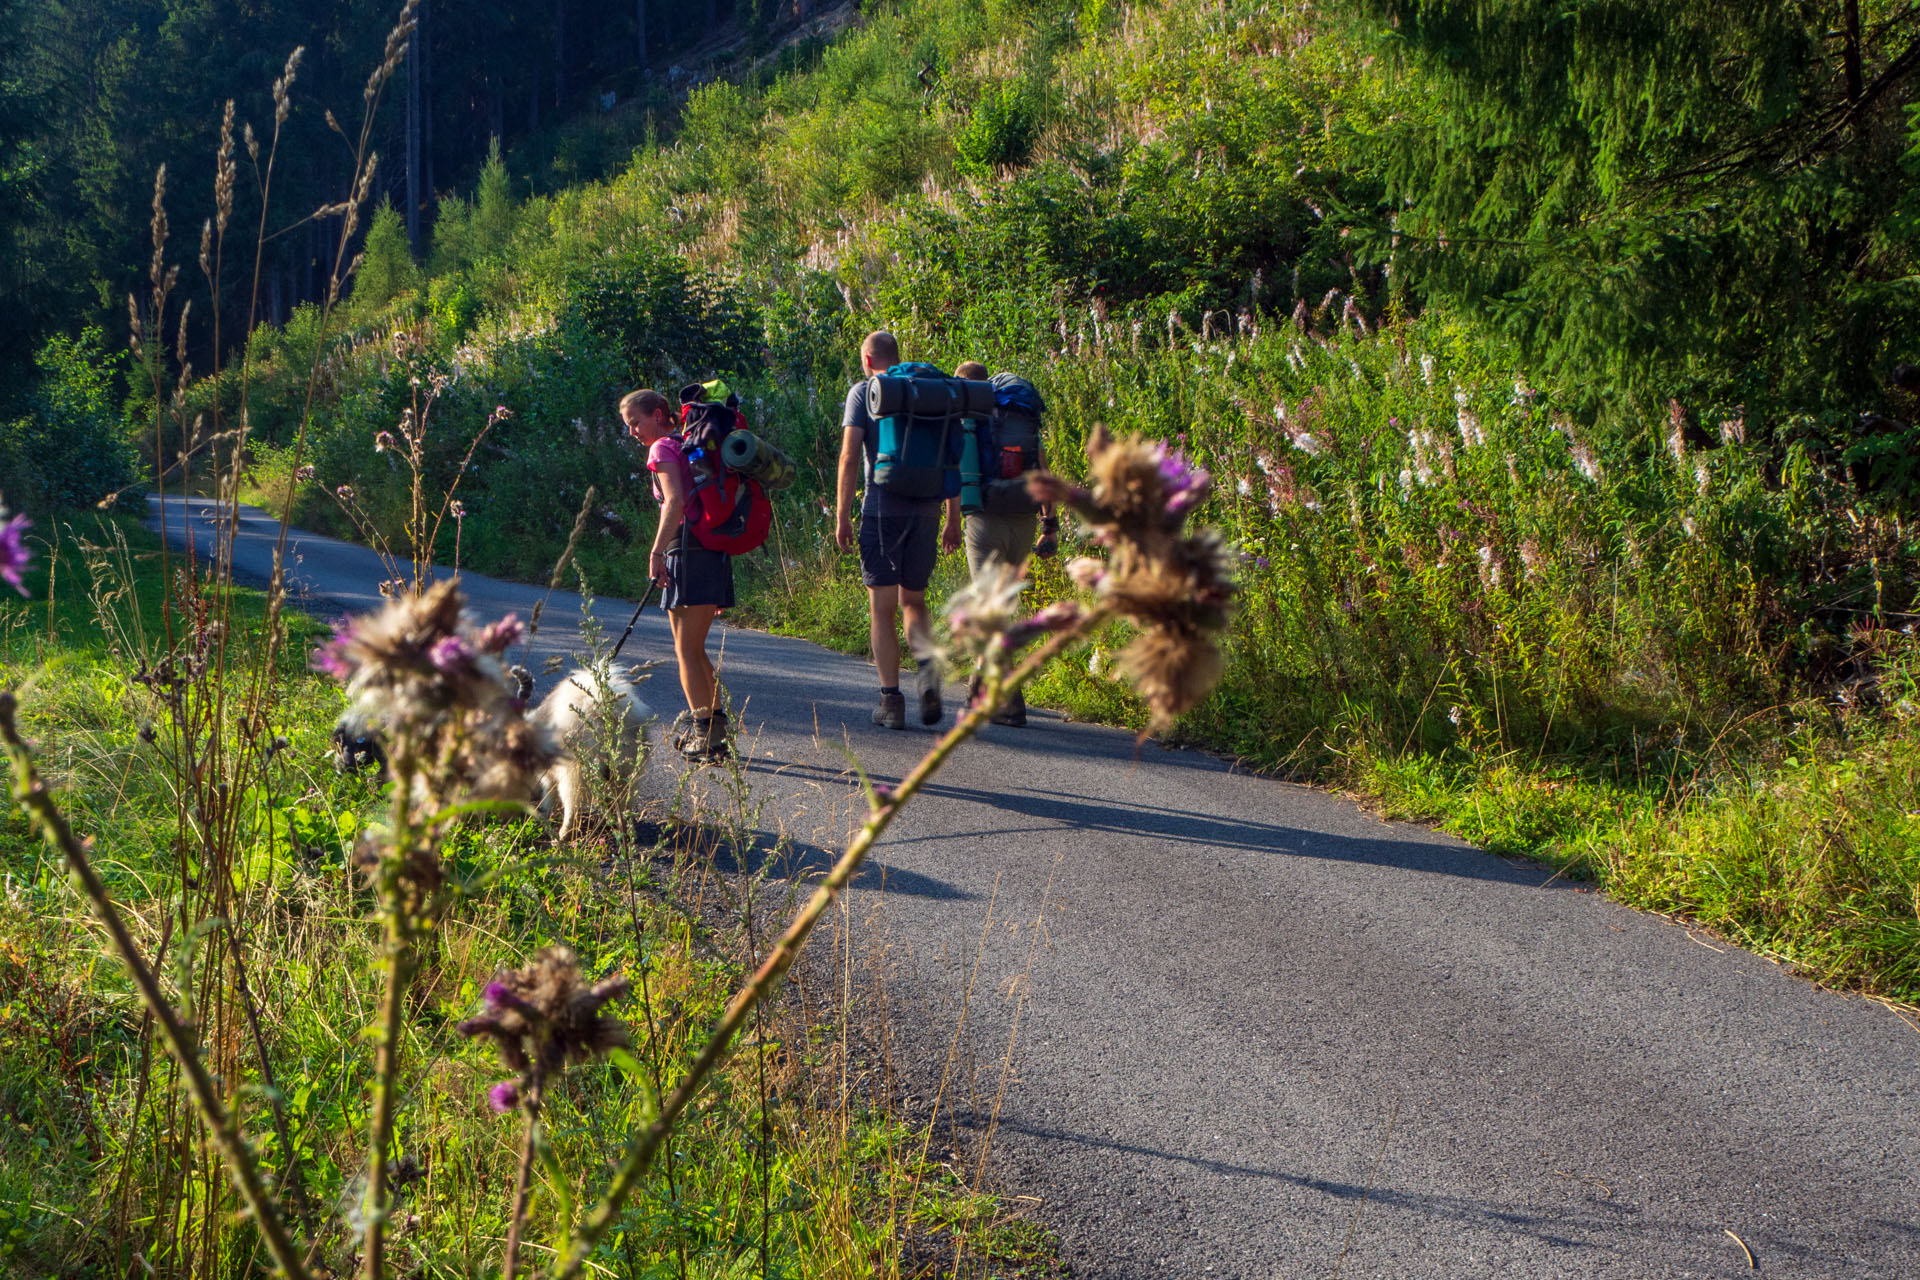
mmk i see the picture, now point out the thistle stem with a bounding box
[549,610,1109,1279]
[501,1078,542,1280]
[363,760,421,1280]
[0,693,313,1280]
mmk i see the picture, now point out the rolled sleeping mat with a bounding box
[866,374,998,419]
[959,377,995,416]
[867,374,909,418]
[719,428,797,490]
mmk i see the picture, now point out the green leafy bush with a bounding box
[955,83,1038,175]
[0,326,139,512]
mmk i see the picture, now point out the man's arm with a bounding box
[835,426,863,552]
[941,495,962,553]
[1033,442,1058,557]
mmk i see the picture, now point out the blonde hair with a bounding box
[620,388,670,419]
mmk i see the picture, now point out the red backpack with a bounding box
[680,399,773,556]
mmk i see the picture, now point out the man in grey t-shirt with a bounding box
[834,329,962,729]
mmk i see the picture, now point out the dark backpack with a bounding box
[866,362,995,501]
[970,373,1044,516]
[678,396,774,556]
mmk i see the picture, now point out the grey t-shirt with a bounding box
[844,380,941,519]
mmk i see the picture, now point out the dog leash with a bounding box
[609,580,660,661]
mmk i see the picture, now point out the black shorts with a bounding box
[859,509,939,591]
[664,528,734,610]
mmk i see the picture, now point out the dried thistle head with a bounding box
[313,580,557,809]
[1030,427,1236,732]
[457,947,629,1082]
[944,562,1088,673]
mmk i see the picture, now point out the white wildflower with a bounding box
[1419,353,1436,385]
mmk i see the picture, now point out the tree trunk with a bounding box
[405,12,421,255]
[1842,0,1863,103]
[554,0,566,111]
[421,0,434,209]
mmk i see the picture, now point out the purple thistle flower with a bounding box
[336,485,355,502]
[428,634,472,673]
[1153,444,1210,515]
[475,614,522,654]
[0,514,32,597]
[311,619,356,680]
[374,430,396,453]
[488,1080,520,1113]
[295,464,315,482]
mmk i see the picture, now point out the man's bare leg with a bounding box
[868,584,901,688]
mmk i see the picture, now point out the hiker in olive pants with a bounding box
[954,362,1057,727]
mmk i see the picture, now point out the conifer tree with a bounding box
[1344,0,1920,430]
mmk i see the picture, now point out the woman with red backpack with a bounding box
[620,387,734,762]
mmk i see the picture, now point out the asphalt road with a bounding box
[152,495,1918,1279]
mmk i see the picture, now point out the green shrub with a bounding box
[0,326,139,512]
[955,83,1038,175]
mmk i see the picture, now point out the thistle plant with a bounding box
[457,948,632,1279]
[314,579,556,1278]
[329,350,511,597]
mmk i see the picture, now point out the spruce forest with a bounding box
[1,0,1917,1277]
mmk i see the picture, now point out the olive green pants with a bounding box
[963,512,1039,579]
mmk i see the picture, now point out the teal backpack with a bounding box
[866,362,995,501]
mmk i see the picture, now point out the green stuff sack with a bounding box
[719,428,797,491]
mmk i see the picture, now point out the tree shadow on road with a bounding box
[893,778,1559,886]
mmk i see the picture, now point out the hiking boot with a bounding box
[914,655,943,726]
[871,689,906,730]
[990,688,1028,728]
[681,710,732,764]
[668,709,697,753]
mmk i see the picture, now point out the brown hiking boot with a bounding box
[681,710,732,763]
[871,689,906,730]
[990,688,1028,727]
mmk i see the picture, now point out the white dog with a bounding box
[526,667,653,840]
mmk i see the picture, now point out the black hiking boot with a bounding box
[872,689,906,730]
[990,687,1028,728]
